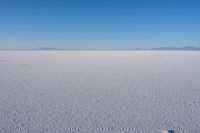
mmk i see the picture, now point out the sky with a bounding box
[0,0,200,49]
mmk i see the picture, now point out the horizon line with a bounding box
[0,46,200,51]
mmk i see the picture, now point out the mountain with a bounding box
[151,46,200,51]
[1,46,200,51]
[33,47,59,50]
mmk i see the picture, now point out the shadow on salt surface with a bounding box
[160,130,174,133]
[22,64,27,66]
[0,59,5,62]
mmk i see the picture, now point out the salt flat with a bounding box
[0,51,200,133]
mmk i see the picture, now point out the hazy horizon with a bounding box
[1,46,200,51]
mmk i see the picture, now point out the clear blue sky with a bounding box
[0,0,200,49]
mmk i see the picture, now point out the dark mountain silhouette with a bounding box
[151,46,200,51]
[33,47,59,50]
[1,46,200,51]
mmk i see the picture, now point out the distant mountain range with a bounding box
[1,46,200,51]
[33,46,200,51]
[150,46,200,51]
[33,47,59,50]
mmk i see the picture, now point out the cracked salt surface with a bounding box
[0,51,200,133]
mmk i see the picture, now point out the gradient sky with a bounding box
[0,0,200,49]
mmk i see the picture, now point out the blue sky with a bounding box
[0,0,200,49]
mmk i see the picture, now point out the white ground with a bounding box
[0,51,200,133]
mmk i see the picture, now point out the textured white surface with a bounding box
[0,51,200,133]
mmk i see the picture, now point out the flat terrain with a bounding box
[0,51,200,133]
